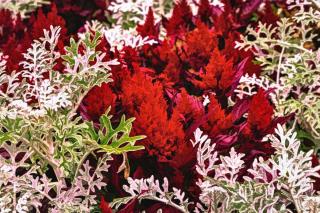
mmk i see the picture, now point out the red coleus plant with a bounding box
[190,48,235,93]
[247,89,274,135]
[80,83,117,122]
[0,4,68,73]
[164,0,194,36]
[137,7,160,38]
[121,70,184,159]
[0,0,108,74]
[77,1,289,211]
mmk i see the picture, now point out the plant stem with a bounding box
[20,137,63,180]
[74,147,97,180]
[257,39,313,54]
[69,90,89,118]
[13,168,17,213]
[19,183,55,202]
[290,188,302,213]
[141,195,188,213]
[276,47,285,86]
[213,191,218,213]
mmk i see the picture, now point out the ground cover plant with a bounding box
[0,0,320,212]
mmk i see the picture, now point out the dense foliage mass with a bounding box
[0,0,320,212]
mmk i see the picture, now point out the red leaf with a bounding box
[231,98,250,122]
[240,0,263,20]
[215,132,238,149]
[121,72,184,161]
[171,89,205,128]
[190,48,234,93]
[247,89,274,135]
[31,4,67,40]
[80,83,116,122]
[137,7,159,38]
[227,57,249,96]
[100,196,112,213]
[203,95,233,137]
[183,21,217,70]
[312,155,320,191]
[165,0,193,35]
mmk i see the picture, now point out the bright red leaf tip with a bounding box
[165,0,193,35]
[137,7,159,38]
[247,89,274,134]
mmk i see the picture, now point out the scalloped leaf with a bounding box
[87,107,145,155]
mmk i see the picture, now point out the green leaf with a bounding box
[87,107,145,155]
[0,132,13,144]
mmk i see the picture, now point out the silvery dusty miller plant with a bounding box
[106,0,224,37]
[110,124,320,212]
[0,0,50,18]
[235,0,320,145]
[0,25,145,212]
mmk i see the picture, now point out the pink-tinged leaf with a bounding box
[240,0,263,20]
[266,113,294,134]
[245,150,268,163]
[227,57,249,96]
[145,203,183,212]
[118,197,138,213]
[164,87,178,101]
[231,98,250,122]
[173,89,205,118]
[215,132,238,149]
[185,111,212,139]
